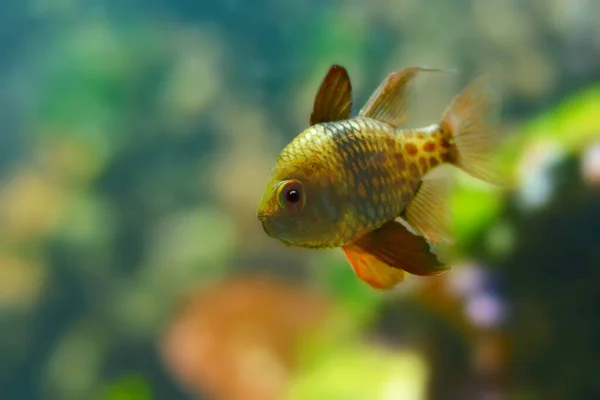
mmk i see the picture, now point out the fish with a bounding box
[257,65,501,289]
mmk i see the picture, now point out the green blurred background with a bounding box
[1,1,599,399]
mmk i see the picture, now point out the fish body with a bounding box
[264,117,452,247]
[257,65,501,289]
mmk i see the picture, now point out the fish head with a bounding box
[257,151,340,247]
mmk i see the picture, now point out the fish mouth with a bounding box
[257,203,280,222]
[257,211,275,233]
[261,219,275,236]
[261,221,295,246]
[256,207,272,222]
[259,216,290,242]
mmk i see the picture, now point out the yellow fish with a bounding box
[257,65,501,289]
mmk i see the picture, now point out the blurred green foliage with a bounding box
[289,345,428,400]
[100,375,152,400]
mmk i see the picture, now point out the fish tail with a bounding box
[439,74,504,186]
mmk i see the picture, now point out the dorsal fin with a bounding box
[358,67,447,127]
[310,65,353,125]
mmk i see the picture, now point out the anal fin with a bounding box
[342,243,406,290]
[354,220,451,277]
[404,166,455,244]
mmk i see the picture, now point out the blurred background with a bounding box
[1,0,599,399]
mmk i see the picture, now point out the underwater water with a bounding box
[0,1,599,399]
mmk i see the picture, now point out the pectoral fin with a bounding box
[354,220,451,277]
[342,243,406,290]
[310,65,353,125]
[404,165,455,244]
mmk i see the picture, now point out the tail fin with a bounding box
[440,74,504,186]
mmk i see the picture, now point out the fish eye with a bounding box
[277,180,305,211]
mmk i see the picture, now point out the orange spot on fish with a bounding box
[440,138,452,149]
[416,132,425,139]
[430,157,440,168]
[439,121,449,136]
[405,143,418,155]
[409,163,419,176]
[395,153,406,168]
[423,142,436,152]
[419,156,428,169]
[441,152,453,162]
